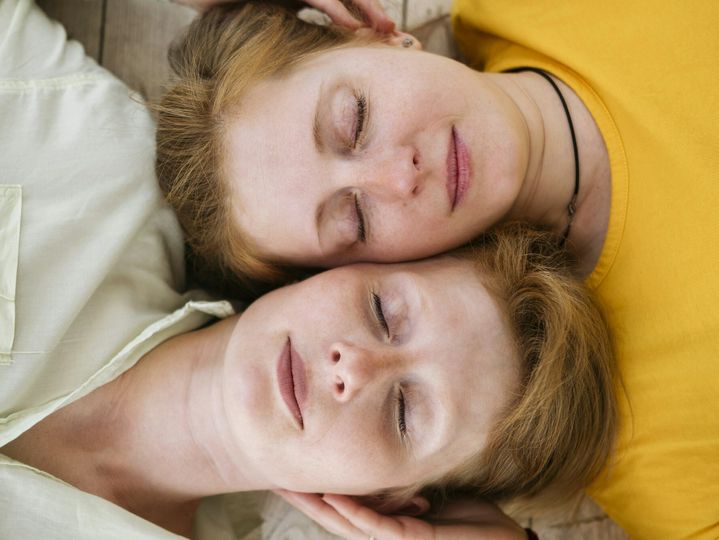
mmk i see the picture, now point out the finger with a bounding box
[305,0,364,30]
[323,494,406,539]
[351,0,396,32]
[276,491,367,540]
[274,490,330,519]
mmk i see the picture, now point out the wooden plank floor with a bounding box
[33,2,629,539]
[36,0,458,102]
[36,0,104,60]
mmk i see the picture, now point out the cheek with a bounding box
[472,102,528,180]
[222,360,276,443]
[342,423,399,489]
[284,414,397,493]
[369,218,468,262]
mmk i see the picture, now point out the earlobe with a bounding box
[385,31,423,50]
[353,28,423,50]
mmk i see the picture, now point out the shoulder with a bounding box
[0,0,99,79]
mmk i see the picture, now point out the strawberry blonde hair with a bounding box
[156,2,361,298]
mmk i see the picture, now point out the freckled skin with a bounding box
[225,45,529,267]
[220,258,520,493]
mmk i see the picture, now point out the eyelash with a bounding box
[372,292,390,338]
[354,192,366,243]
[397,387,407,437]
[353,92,367,149]
[352,93,368,243]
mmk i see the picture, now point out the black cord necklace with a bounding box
[506,67,580,243]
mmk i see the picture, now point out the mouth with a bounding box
[277,337,306,430]
[446,126,471,211]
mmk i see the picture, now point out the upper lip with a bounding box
[277,337,307,430]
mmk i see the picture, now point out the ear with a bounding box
[384,30,423,50]
[385,495,431,516]
[353,28,423,50]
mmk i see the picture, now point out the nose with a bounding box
[329,341,396,402]
[360,145,422,201]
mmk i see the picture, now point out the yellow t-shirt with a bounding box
[452,2,719,539]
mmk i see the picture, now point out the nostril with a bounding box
[335,380,345,393]
[412,153,420,169]
[332,350,340,363]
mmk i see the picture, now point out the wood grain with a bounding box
[36,0,104,60]
[405,0,451,31]
[411,15,458,58]
[102,0,195,102]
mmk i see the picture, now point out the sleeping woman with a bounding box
[0,1,615,538]
[156,2,719,538]
[1,224,617,539]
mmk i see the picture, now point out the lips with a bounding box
[277,337,306,430]
[446,126,471,210]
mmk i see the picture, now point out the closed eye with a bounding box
[396,386,407,437]
[353,92,367,149]
[372,292,390,337]
[354,193,366,243]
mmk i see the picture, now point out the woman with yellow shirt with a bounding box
[157,1,719,538]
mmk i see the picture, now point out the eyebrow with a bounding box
[313,81,327,154]
[315,198,326,249]
[313,106,325,154]
[313,80,328,249]
[422,387,448,457]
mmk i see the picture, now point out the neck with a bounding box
[3,317,272,535]
[103,318,271,503]
[489,71,611,274]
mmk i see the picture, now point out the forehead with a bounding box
[223,69,317,209]
[222,50,355,249]
[382,258,518,467]
[227,44,397,125]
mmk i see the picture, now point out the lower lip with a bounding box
[276,338,304,429]
[450,127,471,210]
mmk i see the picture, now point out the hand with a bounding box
[275,490,528,540]
[173,0,395,32]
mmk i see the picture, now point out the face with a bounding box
[225,44,529,267]
[221,257,520,494]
